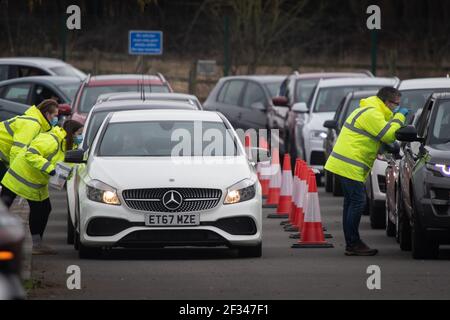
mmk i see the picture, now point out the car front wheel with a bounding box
[411,195,439,259]
[237,243,262,258]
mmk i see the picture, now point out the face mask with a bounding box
[50,116,59,127]
[74,134,83,145]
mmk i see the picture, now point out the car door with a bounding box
[0,65,8,81]
[239,80,268,130]
[213,80,246,129]
[0,83,33,104]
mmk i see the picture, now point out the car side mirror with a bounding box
[395,125,422,142]
[65,149,86,164]
[291,102,308,113]
[272,96,289,107]
[58,103,72,116]
[323,119,338,130]
[250,102,266,111]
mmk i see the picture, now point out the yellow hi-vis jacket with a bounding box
[324,96,406,182]
[0,106,51,165]
[1,126,67,201]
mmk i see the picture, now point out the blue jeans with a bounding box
[339,175,367,247]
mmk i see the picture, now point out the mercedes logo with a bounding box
[162,190,183,211]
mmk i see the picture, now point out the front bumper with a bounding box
[370,159,388,202]
[79,196,263,248]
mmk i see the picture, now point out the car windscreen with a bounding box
[58,83,80,102]
[85,111,110,148]
[295,79,319,104]
[313,86,383,112]
[98,121,240,157]
[400,89,448,124]
[427,100,450,148]
[80,85,170,113]
[264,81,283,97]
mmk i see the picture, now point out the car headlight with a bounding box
[224,179,256,205]
[426,163,450,177]
[310,130,327,140]
[86,180,121,205]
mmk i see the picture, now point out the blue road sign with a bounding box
[129,30,163,55]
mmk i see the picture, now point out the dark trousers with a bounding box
[0,161,8,182]
[0,185,52,239]
[339,175,367,247]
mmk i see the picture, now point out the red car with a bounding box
[69,74,172,124]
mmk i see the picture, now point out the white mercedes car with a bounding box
[65,109,265,259]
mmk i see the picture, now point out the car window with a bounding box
[85,111,110,148]
[400,89,444,124]
[222,81,245,106]
[17,66,47,77]
[217,81,230,102]
[98,121,239,157]
[264,81,283,97]
[295,79,319,104]
[58,83,80,102]
[427,100,450,147]
[2,83,32,104]
[242,82,266,108]
[50,66,80,77]
[313,86,383,113]
[32,84,62,105]
[0,66,8,81]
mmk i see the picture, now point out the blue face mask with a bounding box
[50,116,59,127]
[74,134,83,146]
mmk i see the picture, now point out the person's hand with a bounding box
[396,107,410,116]
[49,170,56,176]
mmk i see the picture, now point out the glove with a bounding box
[49,170,56,176]
[395,107,409,116]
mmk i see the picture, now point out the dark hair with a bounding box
[63,120,83,151]
[377,87,401,103]
[37,99,59,116]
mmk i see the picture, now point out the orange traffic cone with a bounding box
[292,171,333,248]
[257,161,271,198]
[284,160,307,232]
[263,148,281,208]
[288,159,301,223]
[269,154,293,219]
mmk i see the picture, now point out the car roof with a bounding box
[91,100,199,113]
[109,109,222,123]
[97,92,200,104]
[219,75,286,83]
[398,78,450,90]
[316,77,398,88]
[0,57,69,68]
[292,72,372,80]
[0,76,81,86]
[347,90,378,99]
[87,74,165,87]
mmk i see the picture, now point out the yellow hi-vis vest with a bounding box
[0,106,51,165]
[324,96,406,182]
[1,126,67,201]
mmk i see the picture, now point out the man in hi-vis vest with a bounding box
[325,87,409,256]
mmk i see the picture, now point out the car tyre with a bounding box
[66,201,74,245]
[79,242,102,259]
[332,174,343,197]
[237,243,262,258]
[325,170,333,193]
[369,200,386,229]
[411,196,439,260]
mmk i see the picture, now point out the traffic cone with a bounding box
[244,134,252,160]
[258,161,271,198]
[292,171,333,248]
[288,159,301,223]
[263,148,281,208]
[285,160,307,232]
[268,154,292,219]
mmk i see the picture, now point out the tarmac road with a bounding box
[28,189,450,300]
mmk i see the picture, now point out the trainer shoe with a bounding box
[32,244,57,255]
[345,240,378,256]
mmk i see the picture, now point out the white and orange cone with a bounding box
[292,170,333,248]
[263,148,281,208]
[268,154,293,219]
[258,161,271,198]
[284,160,307,232]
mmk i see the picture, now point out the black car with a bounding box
[203,75,286,152]
[0,76,81,121]
[0,203,25,300]
[393,92,450,259]
[323,90,377,196]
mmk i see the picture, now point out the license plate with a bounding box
[145,213,200,226]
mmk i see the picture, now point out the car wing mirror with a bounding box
[291,102,308,113]
[323,119,338,130]
[395,125,422,142]
[58,103,72,116]
[272,96,288,107]
[65,149,86,164]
